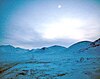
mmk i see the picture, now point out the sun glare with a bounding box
[42,18,85,40]
[58,5,62,8]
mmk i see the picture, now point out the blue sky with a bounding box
[0,0,100,49]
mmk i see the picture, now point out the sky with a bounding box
[0,0,100,49]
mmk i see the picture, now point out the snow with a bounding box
[0,38,100,79]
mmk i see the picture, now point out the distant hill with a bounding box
[0,38,100,59]
[0,38,100,79]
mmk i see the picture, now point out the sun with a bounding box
[58,5,62,8]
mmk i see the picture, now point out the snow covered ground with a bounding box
[0,38,100,79]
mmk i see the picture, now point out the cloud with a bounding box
[2,25,77,49]
[1,0,100,49]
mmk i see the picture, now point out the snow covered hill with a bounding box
[66,38,100,57]
[0,45,30,63]
[0,45,29,54]
[0,38,100,79]
[29,45,66,54]
[67,41,92,53]
[81,38,100,56]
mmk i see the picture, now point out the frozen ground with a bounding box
[0,38,100,79]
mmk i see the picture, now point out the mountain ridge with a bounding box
[0,38,100,79]
[0,38,100,55]
[0,39,98,50]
